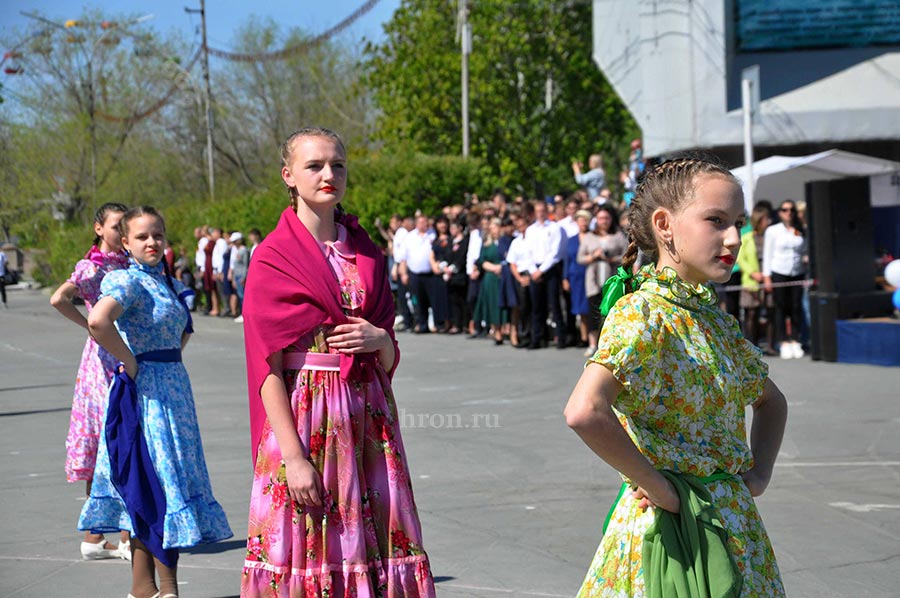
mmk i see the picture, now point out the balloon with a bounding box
[894,289,900,311]
[885,259,900,288]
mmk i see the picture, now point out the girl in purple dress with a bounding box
[51,202,131,561]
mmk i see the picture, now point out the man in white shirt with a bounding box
[506,209,536,346]
[210,227,230,317]
[399,215,446,333]
[194,226,208,273]
[556,198,581,238]
[465,211,485,335]
[195,225,218,315]
[392,216,414,331]
[554,197,582,343]
[526,200,567,349]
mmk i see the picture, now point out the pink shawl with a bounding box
[242,208,398,466]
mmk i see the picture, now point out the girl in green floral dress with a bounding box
[565,158,788,598]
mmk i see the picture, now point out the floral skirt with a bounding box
[577,476,784,598]
[66,336,117,482]
[78,362,233,547]
[241,357,435,598]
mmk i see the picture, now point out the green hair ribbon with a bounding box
[599,266,632,317]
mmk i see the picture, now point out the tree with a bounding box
[1,10,187,221]
[364,0,639,196]
[0,117,29,243]
[211,18,372,190]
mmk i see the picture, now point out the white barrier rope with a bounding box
[718,278,815,293]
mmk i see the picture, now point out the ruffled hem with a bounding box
[163,497,233,547]
[241,555,435,598]
[78,495,135,536]
[79,494,233,548]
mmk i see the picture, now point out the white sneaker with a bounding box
[791,342,804,359]
[779,343,793,359]
[234,315,244,323]
[80,540,116,560]
[583,346,597,357]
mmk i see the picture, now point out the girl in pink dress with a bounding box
[51,202,131,561]
[241,127,435,597]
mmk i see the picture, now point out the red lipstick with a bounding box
[718,255,735,265]
[321,185,336,194]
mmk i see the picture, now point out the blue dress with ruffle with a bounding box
[78,261,232,548]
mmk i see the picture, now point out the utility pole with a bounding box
[458,0,471,158]
[185,0,215,201]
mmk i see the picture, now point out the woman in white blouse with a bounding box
[763,200,807,358]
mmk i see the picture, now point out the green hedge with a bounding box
[345,151,492,229]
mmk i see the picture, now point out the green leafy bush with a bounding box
[345,151,492,232]
[32,221,95,287]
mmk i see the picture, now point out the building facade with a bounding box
[591,0,900,164]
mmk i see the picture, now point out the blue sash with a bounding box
[105,349,182,567]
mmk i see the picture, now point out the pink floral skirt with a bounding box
[241,354,435,598]
[66,336,118,482]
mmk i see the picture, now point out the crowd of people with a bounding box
[380,191,631,356]
[378,180,811,361]
[173,135,811,364]
[166,226,263,324]
[160,137,813,373]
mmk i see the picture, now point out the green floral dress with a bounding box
[577,265,784,598]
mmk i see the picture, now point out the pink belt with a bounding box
[283,352,341,371]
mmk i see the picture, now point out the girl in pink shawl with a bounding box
[51,202,132,561]
[240,127,435,597]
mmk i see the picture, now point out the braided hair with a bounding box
[92,202,128,247]
[620,157,739,292]
[280,126,347,214]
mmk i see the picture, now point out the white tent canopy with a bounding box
[731,149,900,212]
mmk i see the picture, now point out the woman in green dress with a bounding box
[473,218,506,345]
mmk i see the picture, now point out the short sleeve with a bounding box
[169,276,187,296]
[100,269,137,311]
[588,292,663,409]
[66,259,99,298]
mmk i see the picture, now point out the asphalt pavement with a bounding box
[1,287,899,597]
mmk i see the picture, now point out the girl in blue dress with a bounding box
[79,206,232,598]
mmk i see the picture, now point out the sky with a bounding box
[3,0,403,52]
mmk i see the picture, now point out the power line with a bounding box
[205,0,380,62]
